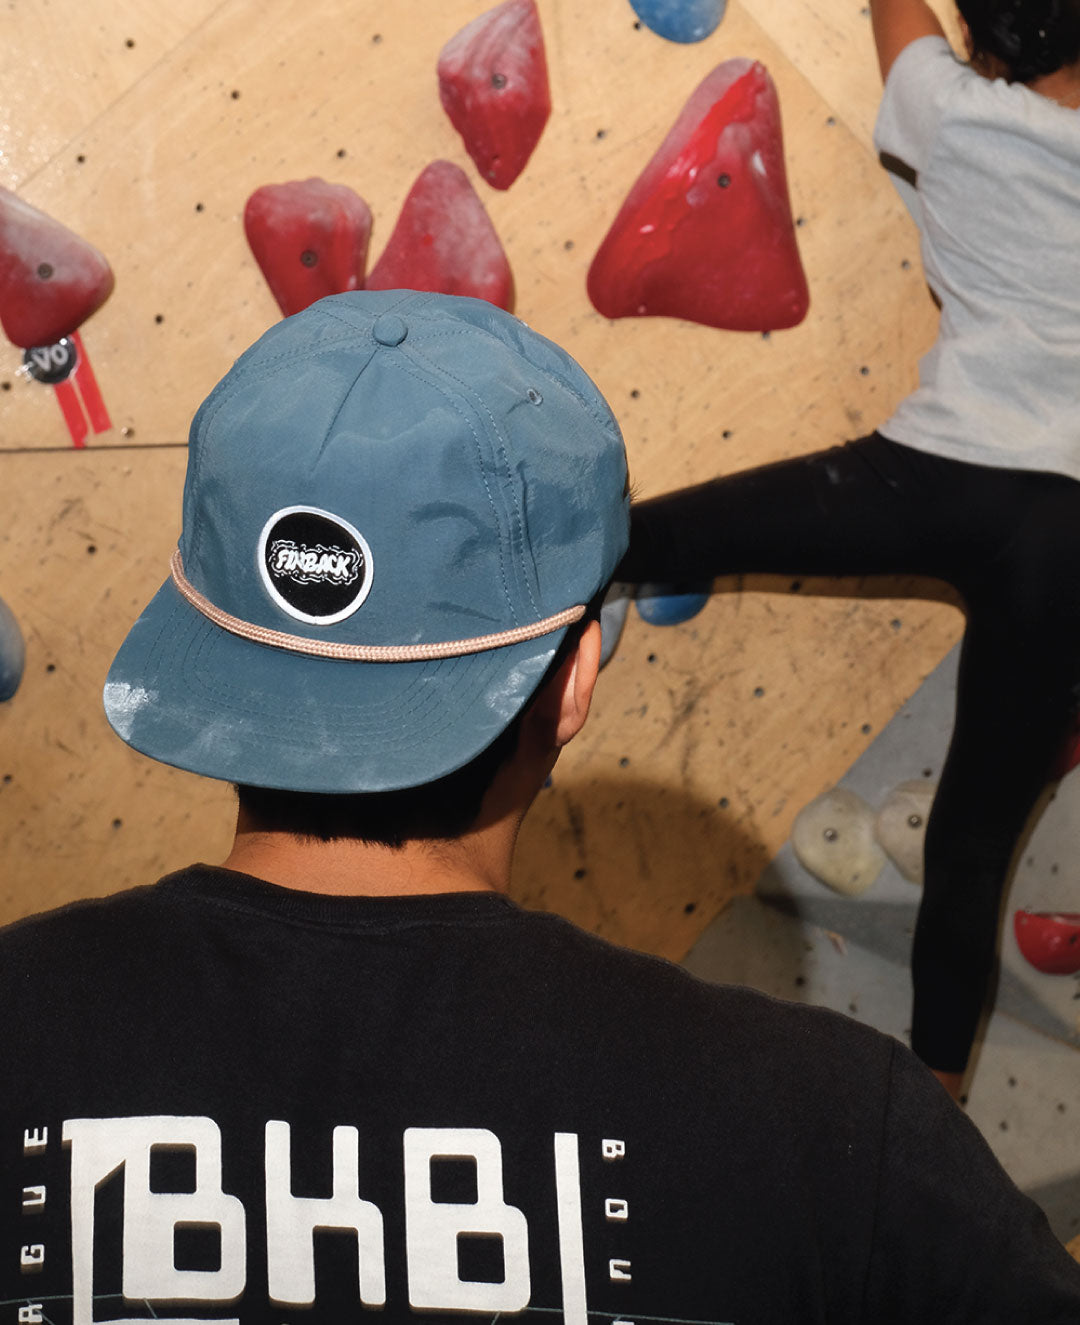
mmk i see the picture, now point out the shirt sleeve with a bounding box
[873,35,970,173]
[863,1043,1080,1322]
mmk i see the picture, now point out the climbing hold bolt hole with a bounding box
[491,72,507,89]
[753,686,765,698]
[573,868,586,879]
[826,116,836,126]
[2,774,12,783]
[790,580,802,592]
[901,258,912,270]
[633,19,642,28]
[796,216,806,227]
[922,768,933,778]
[596,129,608,140]
[722,429,733,439]
[630,388,640,399]
[761,331,771,341]
[300,250,319,268]
[861,722,872,734]
[231,89,241,100]
[336,148,346,158]
[907,814,923,829]
[859,365,870,376]
[112,818,123,830]
[619,757,630,768]
[37,263,54,281]
[76,154,86,164]
[195,202,205,212]
[647,653,657,664]
[45,663,56,674]
[717,173,731,188]
[823,827,839,842]
[1,382,10,391]
[719,797,730,809]
[86,544,97,555]
[563,239,575,250]
[154,314,164,324]
[684,902,697,914]
[526,387,542,405]
[125,37,135,48]
[372,33,383,43]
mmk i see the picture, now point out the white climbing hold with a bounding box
[875,780,936,885]
[791,786,885,896]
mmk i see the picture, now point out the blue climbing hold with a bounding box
[0,595,25,701]
[635,583,710,626]
[629,0,726,43]
[599,582,632,668]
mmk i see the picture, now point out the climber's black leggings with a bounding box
[621,433,1080,1072]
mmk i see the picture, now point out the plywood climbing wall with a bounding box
[0,0,964,956]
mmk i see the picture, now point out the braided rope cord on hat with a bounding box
[169,549,585,662]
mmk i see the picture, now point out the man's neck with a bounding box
[1029,61,1080,109]
[221,804,523,898]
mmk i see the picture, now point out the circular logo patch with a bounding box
[23,338,78,385]
[257,506,373,626]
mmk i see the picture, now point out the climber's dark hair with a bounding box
[957,0,1080,80]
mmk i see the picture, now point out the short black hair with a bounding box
[235,598,602,847]
[958,0,1080,80]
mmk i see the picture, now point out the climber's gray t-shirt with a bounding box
[874,36,1080,480]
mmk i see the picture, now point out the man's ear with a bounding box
[553,619,602,748]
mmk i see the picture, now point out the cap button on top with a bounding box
[372,314,408,347]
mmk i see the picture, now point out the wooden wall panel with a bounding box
[0,2,223,190]
[0,0,962,953]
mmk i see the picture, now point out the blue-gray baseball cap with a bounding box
[104,290,629,792]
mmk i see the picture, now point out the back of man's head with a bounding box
[103,291,628,814]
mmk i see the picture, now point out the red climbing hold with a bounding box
[587,59,809,332]
[0,188,114,349]
[244,178,373,317]
[1052,713,1080,779]
[366,161,514,309]
[438,0,551,190]
[1014,910,1080,975]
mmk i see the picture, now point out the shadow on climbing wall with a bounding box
[514,772,768,963]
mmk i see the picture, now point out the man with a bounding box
[2,291,1078,1323]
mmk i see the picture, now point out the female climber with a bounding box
[618,0,1080,1099]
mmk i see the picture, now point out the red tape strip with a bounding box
[53,379,88,448]
[71,331,111,434]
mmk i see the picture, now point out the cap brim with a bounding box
[104,576,564,793]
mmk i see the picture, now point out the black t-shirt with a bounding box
[2,864,1078,1323]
